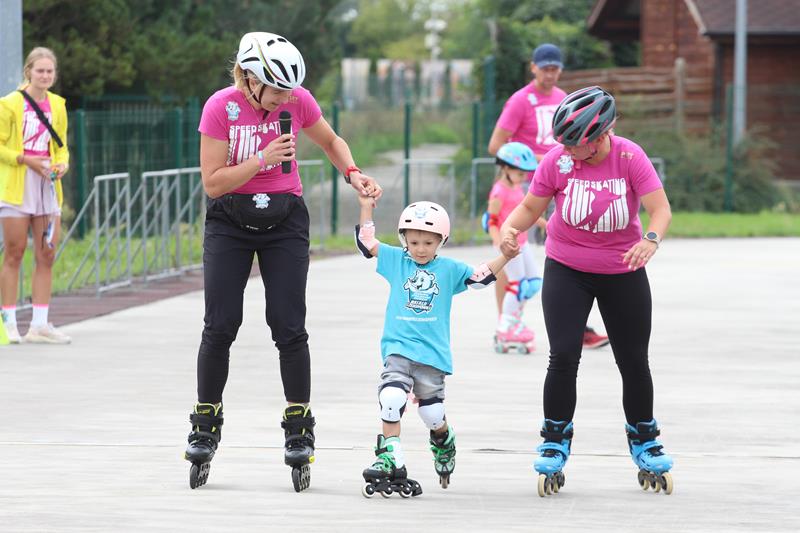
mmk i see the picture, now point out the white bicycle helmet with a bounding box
[236,32,306,90]
[398,201,450,254]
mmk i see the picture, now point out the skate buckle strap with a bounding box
[187,429,219,444]
[537,441,569,458]
[639,439,665,456]
[281,415,315,433]
[626,427,660,442]
[190,412,224,427]
[540,427,573,442]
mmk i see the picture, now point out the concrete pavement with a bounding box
[1,238,798,532]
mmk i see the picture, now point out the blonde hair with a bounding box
[19,47,58,89]
[231,63,247,91]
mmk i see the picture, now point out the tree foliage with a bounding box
[22,0,342,106]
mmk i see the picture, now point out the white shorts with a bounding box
[0,162,61,218]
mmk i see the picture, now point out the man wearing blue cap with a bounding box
[487,43,610,350]
[489,43,566,159]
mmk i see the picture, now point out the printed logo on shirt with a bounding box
[535,104,559,146]
[561,178,629,233]
[227,120,284,166]
[403,269,440,314]
[527,93,538,106]
[253,193,270,209]
[22,109,52,153]
[226,101,241,121]
[557,154,574,174]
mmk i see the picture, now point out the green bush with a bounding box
[625,125,786,213]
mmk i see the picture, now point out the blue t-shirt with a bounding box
[376,243,474,374]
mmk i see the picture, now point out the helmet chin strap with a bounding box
[244,72,267,105]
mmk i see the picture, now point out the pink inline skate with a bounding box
[494,313,535,354]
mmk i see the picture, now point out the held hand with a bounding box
[500,227,521,259]
[350,171,383,200]
[261,133,295,167]
[622,239,658,270]
[23,155,51,178]
[357,192,376,208]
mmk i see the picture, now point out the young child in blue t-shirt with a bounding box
[354,193,516,497]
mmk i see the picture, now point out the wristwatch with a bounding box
[643,231,660,247]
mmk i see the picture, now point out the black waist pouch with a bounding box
[219,192,298,232]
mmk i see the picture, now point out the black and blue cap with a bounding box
[533,43,563,69]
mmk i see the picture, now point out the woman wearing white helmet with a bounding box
[184,31,382,492]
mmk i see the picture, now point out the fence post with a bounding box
[74,109,87,238]
[404,101,411,207]
[472,101,480,159]
[173,107,184,169]
[330,102,339,235]
[674,57,686,134]
[724,84,734,211]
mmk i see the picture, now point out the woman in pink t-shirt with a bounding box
[500,87,676,497]
[184,32,382,492]
[486,142,546,354]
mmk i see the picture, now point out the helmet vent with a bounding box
[267,39,276,46]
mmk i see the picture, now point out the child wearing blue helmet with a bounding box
[485,142,546,354]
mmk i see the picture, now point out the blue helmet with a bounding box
[496,142,538,171]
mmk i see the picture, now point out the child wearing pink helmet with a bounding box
[354,195,516,497]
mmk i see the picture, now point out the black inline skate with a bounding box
[430,426,456,488]
[184,402,223,489]
[282,405,315,492]
[362,434,423,498]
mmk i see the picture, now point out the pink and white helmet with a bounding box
[397,201,450,254]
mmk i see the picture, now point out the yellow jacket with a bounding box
[0,90,68,207]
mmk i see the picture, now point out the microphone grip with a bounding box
[279,111,293,174]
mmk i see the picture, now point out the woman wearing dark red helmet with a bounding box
[500,86,675,497]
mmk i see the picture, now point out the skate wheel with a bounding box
[520,346,529,354]
[439,474,450,489]
[660,472,673,495]
[189,462,209,490]
[291,464,311,492]
[556,471,566,489]
[399,487,412,498]
[637,470,648,490]
[361,484,375,498]
[380,489,392,498]
[537,474,548,497]
[550,476,559,493]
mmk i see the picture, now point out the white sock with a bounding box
[31,305,49,327]
[385,436,405,468]
[2,306,17,326]
[497,313,515,333]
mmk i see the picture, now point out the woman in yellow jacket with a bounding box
[0,47,70,344]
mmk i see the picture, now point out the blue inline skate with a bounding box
[533,419,573,497]
[184,402,223,489]
[626,419,674,495]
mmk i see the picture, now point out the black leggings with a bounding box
[541,258,654,425]
[196,197,311,404]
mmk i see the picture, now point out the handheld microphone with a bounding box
[279,111,293,174]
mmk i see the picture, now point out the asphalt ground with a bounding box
[1,238,797,532]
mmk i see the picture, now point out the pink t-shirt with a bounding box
[489,180,528,245]
[496,82,567,157]
[530,136,663,274]
[198,85,322,195]
[22,98,52,157]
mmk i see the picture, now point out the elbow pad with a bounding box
[354,222,379,258]
[465,263,496,290]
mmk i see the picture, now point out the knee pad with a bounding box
[519,277,542,301]
[505,280,520,299]
[379,385,408,423]
[417,398,446,430]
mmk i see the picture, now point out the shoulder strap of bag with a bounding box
[18,90,63,148]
